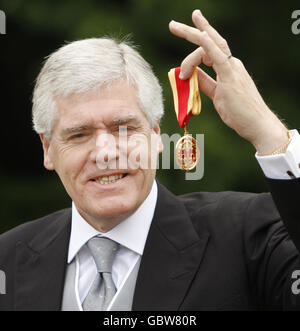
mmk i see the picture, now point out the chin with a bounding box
[91,199,136,220]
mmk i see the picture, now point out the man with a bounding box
[0,9,300,310]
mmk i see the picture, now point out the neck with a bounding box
[76,208,135,233]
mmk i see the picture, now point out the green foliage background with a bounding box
[0,0,299,233]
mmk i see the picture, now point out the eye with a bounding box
[116,126,133,135]
[119,126,137,132]
[70,133,86,140]
[127,126,136,131]
[119,126,128,132]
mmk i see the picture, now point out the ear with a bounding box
[152,120,163,153]
[39,134,55,170]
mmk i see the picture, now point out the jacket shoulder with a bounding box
[178,190,260,215]
[0,208,71,248]
[177,190,279,233]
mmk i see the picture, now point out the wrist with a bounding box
[269,130,292,155]
[255,127,291,156]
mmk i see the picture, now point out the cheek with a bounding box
[126,134,158,170]
[52,146,89,183]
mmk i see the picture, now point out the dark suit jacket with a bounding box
[1,178,300,311]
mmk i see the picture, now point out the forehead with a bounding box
[54,83,147,129]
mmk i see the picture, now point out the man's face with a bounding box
[40,82,162,231]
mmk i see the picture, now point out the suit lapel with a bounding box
[13,183,209,311]
[14,209,71,311]
[133,183,210,311]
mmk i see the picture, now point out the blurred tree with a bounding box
[0,0,299,232]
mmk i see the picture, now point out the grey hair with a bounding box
[32,37,164,139]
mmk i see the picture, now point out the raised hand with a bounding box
[169,10,289,155]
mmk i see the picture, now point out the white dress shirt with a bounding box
[256,129,300,179]
[67,129,300,310]
[67,180,157,310]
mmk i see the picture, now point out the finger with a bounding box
[169,21,232,78]
[192,9,231,56]
[169,20,202,45]
[180,47,213,80]
[197,67,217,99]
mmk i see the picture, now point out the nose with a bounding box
[89,132,119,170]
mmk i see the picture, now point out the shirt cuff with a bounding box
[255,129,300,179]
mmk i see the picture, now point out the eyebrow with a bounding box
[111,115,141,126]
[61,115,142,135]
[61,125,92,136]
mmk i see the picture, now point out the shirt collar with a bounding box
[67,180,158,263]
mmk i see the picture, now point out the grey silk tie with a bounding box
[83,237,119,311]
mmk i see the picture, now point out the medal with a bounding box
[175,127,200,171]
[168,67,201,171]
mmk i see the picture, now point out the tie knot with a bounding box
[87,237,119,273]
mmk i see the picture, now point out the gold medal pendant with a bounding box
[168,67,202,172]
[175,127,200,171]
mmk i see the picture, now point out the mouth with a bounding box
[90,173,128,185]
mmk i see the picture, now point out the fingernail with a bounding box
[179,71,185,80]
[170,20,180,28]
[194,9,202,17]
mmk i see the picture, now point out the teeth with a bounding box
[95,174,125,185]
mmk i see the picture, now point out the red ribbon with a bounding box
[174,67,193,128]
